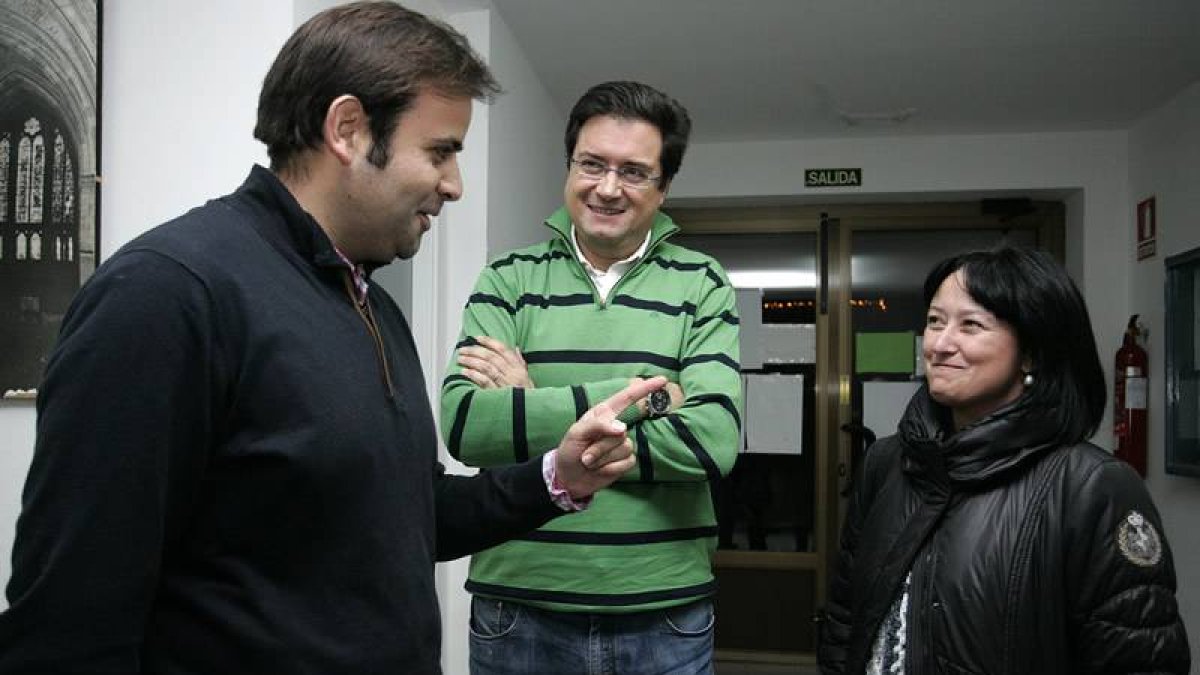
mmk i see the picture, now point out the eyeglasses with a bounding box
[569,157,661,190]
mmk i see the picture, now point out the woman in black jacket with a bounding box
[818,246,1189,675]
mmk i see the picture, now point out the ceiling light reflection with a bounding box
[727,270,817,289]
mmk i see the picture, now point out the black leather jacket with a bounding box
[819,387,1190,675]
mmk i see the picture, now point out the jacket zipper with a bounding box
[342,271,396,399]
[555,231,609,308]
[909,546,937,675]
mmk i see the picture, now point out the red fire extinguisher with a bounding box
[1113,315,1148,477]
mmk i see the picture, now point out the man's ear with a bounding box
[655,180,670,209]
[323,94,369,166]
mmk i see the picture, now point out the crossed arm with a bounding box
[456,335,685,414]
[439,267,742,483]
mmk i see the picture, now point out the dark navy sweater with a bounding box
[0,166,560,674]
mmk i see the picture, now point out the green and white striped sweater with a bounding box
[440,207,743,613]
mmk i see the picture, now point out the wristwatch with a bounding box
[645,388,671,419]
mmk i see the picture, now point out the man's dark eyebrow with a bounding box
[431,138,464,152]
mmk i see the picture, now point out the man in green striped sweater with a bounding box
[440,81,742,674]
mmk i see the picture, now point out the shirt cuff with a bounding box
[542,450,592,512]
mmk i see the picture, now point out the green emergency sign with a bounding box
[805,168,862,187]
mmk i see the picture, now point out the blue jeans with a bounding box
[469,595,715,675]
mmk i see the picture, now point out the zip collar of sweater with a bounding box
[234,165,386,278]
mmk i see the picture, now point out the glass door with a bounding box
[675,212,839,667]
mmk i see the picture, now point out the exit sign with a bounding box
[805,168,862,187]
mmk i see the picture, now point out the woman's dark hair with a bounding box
[563,81,691,189]
[923,246,1106,445]
[255,1,500,175]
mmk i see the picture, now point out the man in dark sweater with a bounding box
[0,3,662,674]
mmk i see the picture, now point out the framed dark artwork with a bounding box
[1165,246,1200,477]
[0,0,100,398]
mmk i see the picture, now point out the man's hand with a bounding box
[554,376,667,500]
[457,336,534,389]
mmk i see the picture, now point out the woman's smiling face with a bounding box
[923,270,1028,429]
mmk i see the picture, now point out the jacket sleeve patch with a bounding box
[1117,510,1162,567]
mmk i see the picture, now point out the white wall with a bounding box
[0,0,294,607]
[1128,79,1200,668]
[0,408,37,598]
[101,3,289,253]
[484,7,565,255]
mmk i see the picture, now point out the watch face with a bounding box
[648,388,671,416]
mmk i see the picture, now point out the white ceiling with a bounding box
[487,0,1200,143]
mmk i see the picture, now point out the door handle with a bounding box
[819,212,829,315]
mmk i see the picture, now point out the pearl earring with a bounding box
[1023,372,1034,387]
